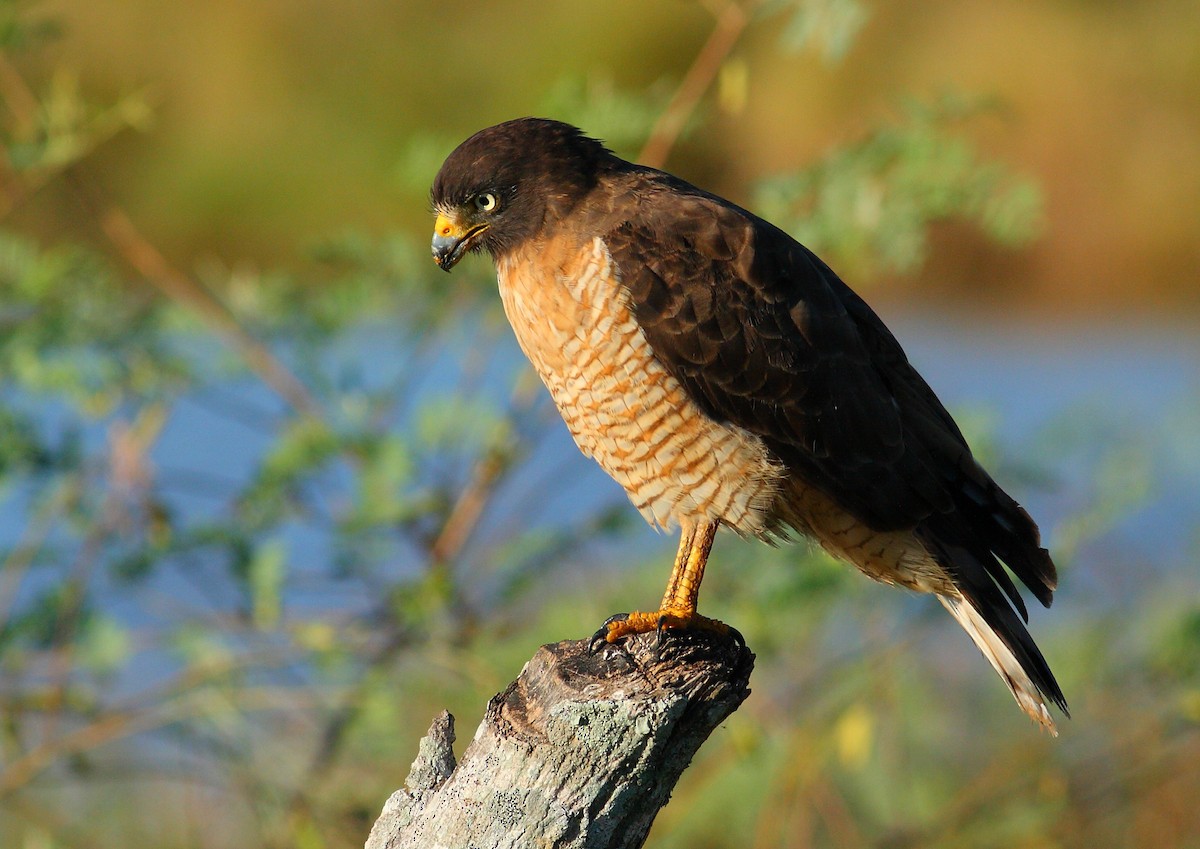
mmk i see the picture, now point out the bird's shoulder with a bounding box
[586,166,866,331]
[584,166,967,530]
[588,165,887,399]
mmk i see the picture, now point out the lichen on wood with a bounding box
[365,629,754,849]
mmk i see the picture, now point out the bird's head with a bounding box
[430,118,611,271]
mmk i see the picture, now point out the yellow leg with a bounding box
[600,519,731,642]
[657,522,697,613]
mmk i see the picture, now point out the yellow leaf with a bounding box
[718,59,749,116]
[833,702,874,769]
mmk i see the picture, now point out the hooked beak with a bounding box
[431,211,488,272]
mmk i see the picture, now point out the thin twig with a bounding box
[0,702,171,800]
[82,186,325,421]
[0,636,321,799]
[4,797,110,849]
[638,1,752,169]
[0,55,40,130]
[427,447,509,566]
[0,478,80,634]
[0,683,328,801]
[0,55,47,219]
[0,55,324,421]
[274,627,415,849]
[42,405,170,741]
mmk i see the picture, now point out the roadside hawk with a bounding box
[430,118,1068,732]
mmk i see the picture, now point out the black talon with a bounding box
[588,613,629,653]
[654,615,670,651]
[726,623,746,649]
[587,628,609,654]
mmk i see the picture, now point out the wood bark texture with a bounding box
[365,630,754,849]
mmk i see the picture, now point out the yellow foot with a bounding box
[588,609,742,652]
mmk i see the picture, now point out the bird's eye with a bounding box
[474,192,499,213]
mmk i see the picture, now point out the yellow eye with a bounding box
[474,192,499,213]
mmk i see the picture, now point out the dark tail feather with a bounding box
[955,458,1057,609]
[919,528,1069,732]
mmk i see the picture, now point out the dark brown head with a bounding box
[430,118,612,270]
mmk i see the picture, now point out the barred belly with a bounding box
[497,236,784,534]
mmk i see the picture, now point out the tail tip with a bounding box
[1023,698,1059,737]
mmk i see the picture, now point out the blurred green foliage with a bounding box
[755,92,1044,279]
[0,3,1197,849]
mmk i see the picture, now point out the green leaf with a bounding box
[249,539,287,630]
[172,624,234,671]
[777,0,870,62]
[753,93,1045,279]
[538,74,673,159]
[414,396,512,455]
[241,417,341,527]
[350,433,417,528]
[78,615,131,673]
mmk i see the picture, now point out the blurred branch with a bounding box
[278,390,539,841]
[422,369,540,588]
[0,639,320,800]
[4,797,110,849]
[0,684,328,802]
[0,55,43,213]
[76,177,325,421]
[0,54,39,131]
[0,55,152,219]
[0,53,323,421]
[427,446,509,567]
[276,627,416,848]
[0,698,174,800]
[638,0,751,169]
[0,477,80,633]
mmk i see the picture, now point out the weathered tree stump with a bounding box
[365,629,754,849]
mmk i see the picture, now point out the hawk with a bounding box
[430,118,1068,732]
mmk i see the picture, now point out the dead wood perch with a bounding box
[365,630,754,849]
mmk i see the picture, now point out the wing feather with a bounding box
[597,169,1058,609]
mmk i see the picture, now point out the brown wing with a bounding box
[600,178,950,524]
[598,171,1067,715]
[599,171,1058,611]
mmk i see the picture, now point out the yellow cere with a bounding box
[434,212,457,237]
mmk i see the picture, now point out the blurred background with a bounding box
[0,1,1197,847]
